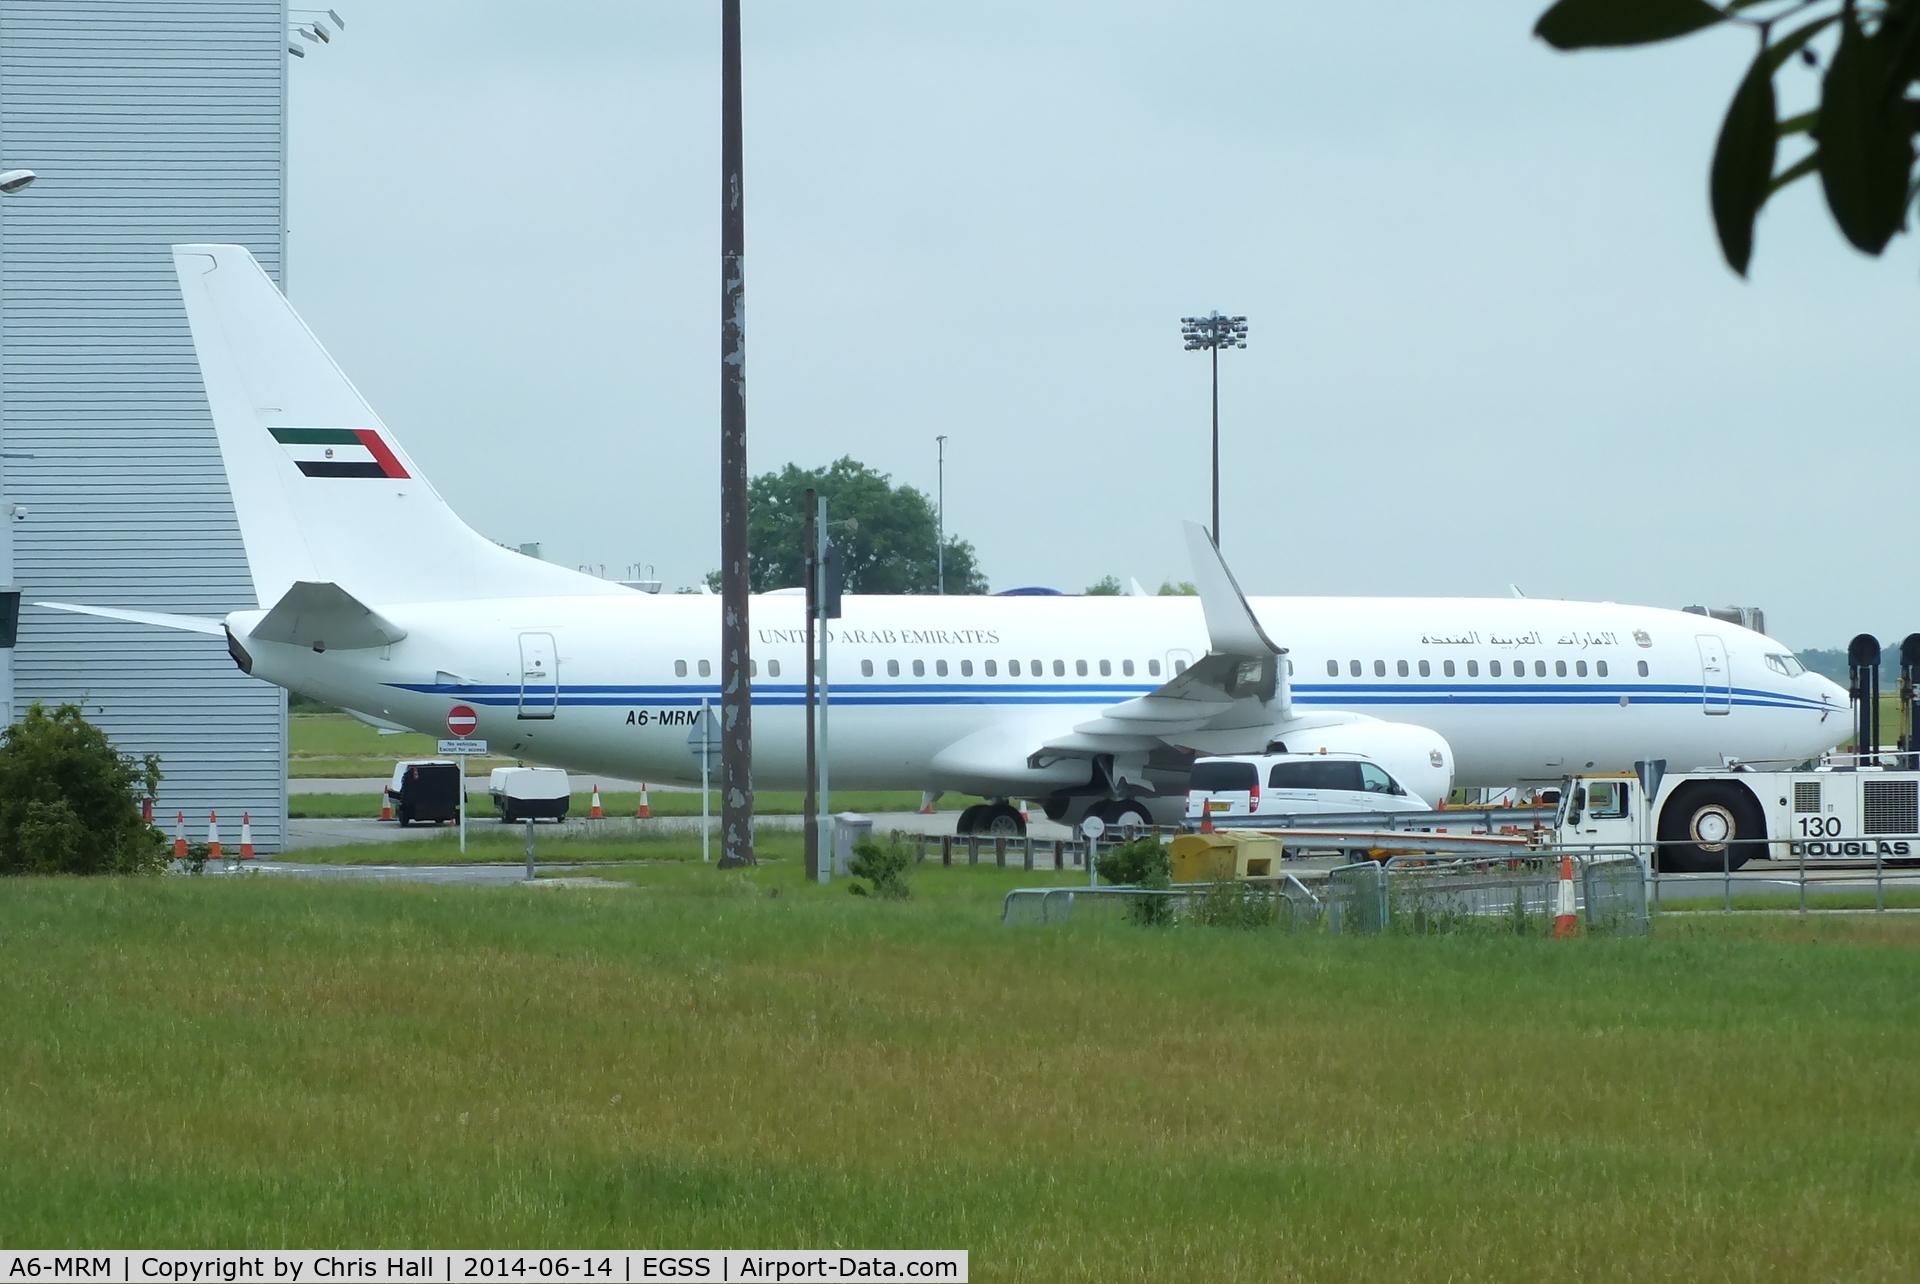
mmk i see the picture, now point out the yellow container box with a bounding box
[1169,831,1283,882]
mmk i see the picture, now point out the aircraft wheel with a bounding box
[1657,782,1765,872]
[1102,800,1154,831]
[955,803,987,835]
[980,803,1026,837]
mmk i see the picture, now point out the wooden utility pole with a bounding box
[718,0,754,867]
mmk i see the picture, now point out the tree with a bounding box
[0,702,166,875]
[1157,580,1199,596]
[1085,575,1124,596]
[1535,0,1920,275]
[707,457,989,595]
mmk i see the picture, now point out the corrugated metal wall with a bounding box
[1,1,289,850]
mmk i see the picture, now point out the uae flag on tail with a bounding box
[269,427,411,479]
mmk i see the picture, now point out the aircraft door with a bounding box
[518,632,558,719]
[1696,634,1730,715]
[1165,648,1196,678]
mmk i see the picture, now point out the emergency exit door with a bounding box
[1696,634,1730,715]
[518,632,558,719]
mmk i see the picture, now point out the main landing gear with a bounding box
[955,800,1026,837]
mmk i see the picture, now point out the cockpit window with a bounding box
[1765,653,1805,678]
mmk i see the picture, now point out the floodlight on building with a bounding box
[0,170,36,194]
[288,44,305,57]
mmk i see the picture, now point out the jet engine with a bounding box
[1273,720,1454,807]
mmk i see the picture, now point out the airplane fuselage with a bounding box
[232,591,1845,793]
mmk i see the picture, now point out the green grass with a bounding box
[290,713,515,777]
[3,870,1919,1279]
[289,790,958,820]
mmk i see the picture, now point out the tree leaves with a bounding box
[1535,0,1724,50]
[1711,52,1778,274]
[1819,13,1917,255]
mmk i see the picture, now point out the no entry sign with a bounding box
[446,704,479,738]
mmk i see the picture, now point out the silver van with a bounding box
[1185,752,1428,821]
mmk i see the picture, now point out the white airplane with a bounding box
[45,245,1850,837]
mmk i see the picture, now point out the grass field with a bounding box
[4,862,1919,1278]
[289,713,514,777]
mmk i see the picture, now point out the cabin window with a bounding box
[1535,660,1547,678]
[1099,659,1111,676]
[1555,660,1567,677]
[1123,659,1135,676]
[675,660,688,677]
[1174,658,1188,674]
[1443,659,1455,677]
[861,659,874,677]
[1036,659,1047,675]
[1596,660,1608,677]
[1327,660,1338,677]
[769,659,781,677]
[1418,660,1430,677]
[887,659,900,677]
[1397,660,1409,677]
[1286,659,1294,675]
[1637,660,1649,677]
[697,659,711,678]
[936,659,948,677]
[1076,659,1088,677]
[1347,660,1360,677]
[750,660,758,677]
[1490,660,1502,677]
[1517,663,1529,680]
[912,659,925,677]
[1148,659,1162,676]
[1009,659,1021,676]
[982,659,994,676]
[957,659,970,677]
[1373,660,1386,677]
[1466,660,1478,677]
[1574,660,1586,677]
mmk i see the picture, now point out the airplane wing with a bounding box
[1031,522,1304,778]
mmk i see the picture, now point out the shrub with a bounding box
[847,833,913,900]
[0,702,167,875]
[1189,879,1280,929]
[1095,833,1172,926]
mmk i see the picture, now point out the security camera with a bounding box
[5,504,26,521]
[0,170,36,194]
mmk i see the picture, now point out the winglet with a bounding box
[1183,521,1279,658]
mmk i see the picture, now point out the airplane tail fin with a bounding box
[172,244,624,608]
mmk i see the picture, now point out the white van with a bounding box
[1186,752,1429,821]
[488,766,572,823]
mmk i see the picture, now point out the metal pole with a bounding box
[1798,833,1806,915]
[458,752,467,854]
[1722,838,1730,914]
[803,490,817,879]
[524,816,535,881]
[717,0,755,868]
[816,496,831,883]
[1876,839,1885,912]
[701,695,712,864]
[935,434,946,594]
[1210,340,1220,546]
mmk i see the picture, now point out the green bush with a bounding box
[847,833,913,900]
[1189,879,1280,929]
[0,702,166,875]
[1095,834,1172,925]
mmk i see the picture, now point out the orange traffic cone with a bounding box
[173,811,187,860]
[1554,852,1578,939]
[1200,810,1214,834]
[142,797,154,825]
[590,786,604,820]
[380,793,393,821]
[240,813,255,860]
[636,782,650,819]
[206,812,222,860]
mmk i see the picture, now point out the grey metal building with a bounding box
[1,1,289,849]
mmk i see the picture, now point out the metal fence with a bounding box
[1327,852,1648,936]
[1002,877,1320,929]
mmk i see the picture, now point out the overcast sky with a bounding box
[285,2,1918,650]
